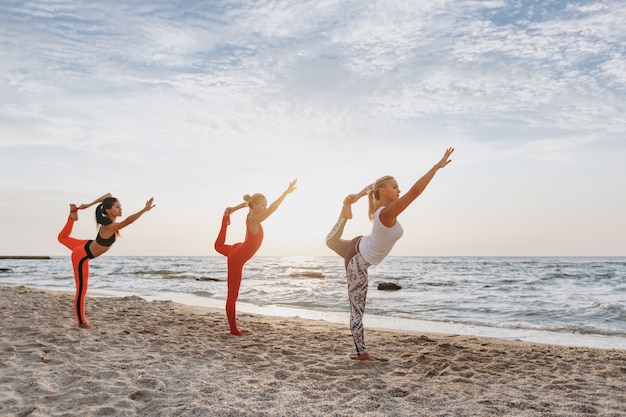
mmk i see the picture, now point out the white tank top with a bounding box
[359,206,404,265]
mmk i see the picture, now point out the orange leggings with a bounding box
[57,217,95,327]
[214,216,257,335]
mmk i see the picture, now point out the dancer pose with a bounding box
[326,148,454,361]
[214,180,297,335]
[57,193,155,328]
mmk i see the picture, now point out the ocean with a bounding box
[1,256,625,350]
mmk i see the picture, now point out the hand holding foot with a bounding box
[223,207,234,225]
[223,202,248,222]
[341,197,355,219]
[69,204,79,220]
[341,184,373,219]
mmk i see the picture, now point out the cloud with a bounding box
[2,0,624,146]
[0,0,624,256]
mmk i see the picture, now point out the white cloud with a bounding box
[0,0,624,256]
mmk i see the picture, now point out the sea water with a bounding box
[1,256,625,349]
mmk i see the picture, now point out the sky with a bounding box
[1,0,625,257]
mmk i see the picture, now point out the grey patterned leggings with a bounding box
[326,216,371,355]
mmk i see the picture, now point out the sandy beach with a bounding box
[1,285,625,417]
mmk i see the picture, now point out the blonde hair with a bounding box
[243,193,266,208]
[368,176,394,220]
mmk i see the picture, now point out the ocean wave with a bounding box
[131,269,178,276]
[3,255,626,349]
[421,281,457,287]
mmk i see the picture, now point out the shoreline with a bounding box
[1,285,625,416]
[11,283,626,351]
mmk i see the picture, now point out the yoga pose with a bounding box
[215,180,297,335]
[57,193,155,328]
[326,148,454,361]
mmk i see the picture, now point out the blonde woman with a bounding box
[215,180,297,335]
[326,148,454,360]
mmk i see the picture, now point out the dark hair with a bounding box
[95,197,118,226]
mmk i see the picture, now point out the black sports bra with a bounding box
[95,232,116,247]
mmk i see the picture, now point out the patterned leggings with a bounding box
[326,216,371,355]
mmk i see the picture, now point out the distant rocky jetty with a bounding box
[0,256,51,260]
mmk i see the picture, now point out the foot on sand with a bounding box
[230,328,244,336]
[355,352,384,362]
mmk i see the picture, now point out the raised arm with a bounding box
[344,184,373,206]
[380,148,454,225]
[249,180,297,226]
[78,193,112,210]
[109,198,156,232]
[224,202,248,216]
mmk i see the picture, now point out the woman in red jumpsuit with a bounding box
[214,180,297,335]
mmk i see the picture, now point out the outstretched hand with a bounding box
[285,179,298,194]
[435,147,454,169]
[144,197,156,212]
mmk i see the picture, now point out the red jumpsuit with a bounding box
[214,215,263,335]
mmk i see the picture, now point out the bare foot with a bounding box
[223,208,233,225]
[355,352,380,361]
[78,323,91,329]
[69,204,79,221]
[341,201,353,219]
[230,328,243,336]
[342,193,363,219]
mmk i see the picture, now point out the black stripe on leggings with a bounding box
[76,255,89,325]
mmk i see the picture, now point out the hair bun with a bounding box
[243,194,251,202]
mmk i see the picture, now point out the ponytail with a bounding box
[243,193,265,209]
[95,197,118,226]
[368,176,394,221]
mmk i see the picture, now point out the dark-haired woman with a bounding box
[57,193,155,328]
[326,148,454,361]
[214,180,297,335]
